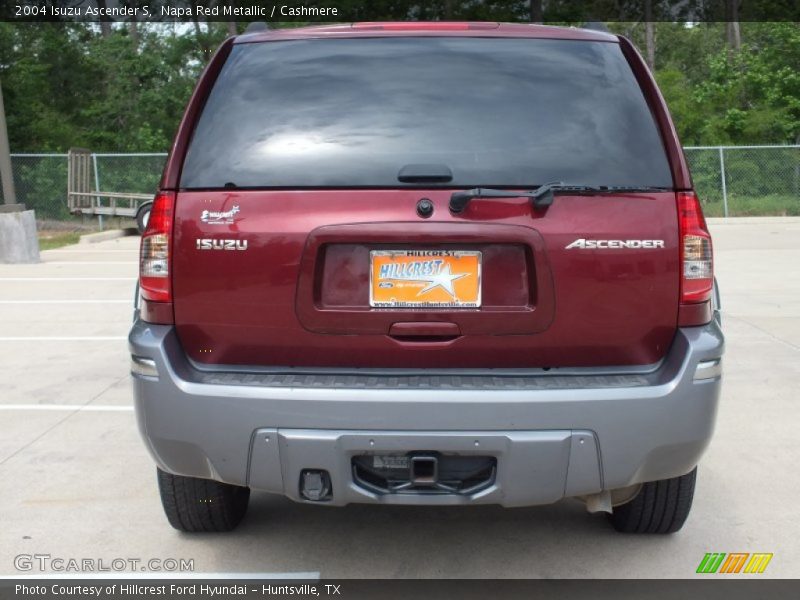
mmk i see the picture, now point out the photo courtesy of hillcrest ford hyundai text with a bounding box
[130,21,723,534]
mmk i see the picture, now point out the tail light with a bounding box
[139,191,175,303]
[678,191,713,305]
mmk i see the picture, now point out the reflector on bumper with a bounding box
[130,356,158,378]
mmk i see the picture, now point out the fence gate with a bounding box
[67,147,152,217]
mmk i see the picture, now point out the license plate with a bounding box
[370,250,481,308]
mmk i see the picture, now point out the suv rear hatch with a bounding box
[170,34,681,369]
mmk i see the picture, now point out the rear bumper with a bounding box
[129,320,723,507]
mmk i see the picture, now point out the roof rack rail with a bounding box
[244,22,270,34]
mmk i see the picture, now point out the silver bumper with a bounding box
[129,321,723,507]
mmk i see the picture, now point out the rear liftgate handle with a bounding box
[388,322,461,343]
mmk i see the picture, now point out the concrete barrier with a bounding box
[0,209,40,263]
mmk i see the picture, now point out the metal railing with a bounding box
[8,146,800,220]
[66,148,153,222]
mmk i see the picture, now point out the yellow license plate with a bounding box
[369,250,481,308]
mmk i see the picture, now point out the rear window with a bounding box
[181,37,673,189]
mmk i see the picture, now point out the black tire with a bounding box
[157,468,250,533]
[136,202,153,234]
[608,467,697,534]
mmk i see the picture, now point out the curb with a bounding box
[707,216,800,225]
[79,229,135,244]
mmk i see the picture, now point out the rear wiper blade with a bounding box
[448,182,670,213]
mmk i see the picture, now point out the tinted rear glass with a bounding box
[181,37,673,189]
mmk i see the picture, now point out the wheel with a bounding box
[608,467,697,534]
[157,468,250,532]
[136,201,153,234]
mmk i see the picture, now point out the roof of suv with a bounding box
[234,22,619,44]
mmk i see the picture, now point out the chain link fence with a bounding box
[8,154,72,220]
[8,146,800,221]
[684,145,800,217]
[8,153,166,223]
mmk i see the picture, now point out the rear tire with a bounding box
[608,467,697,534]
[136,201,152,234]
[157,468,250,532]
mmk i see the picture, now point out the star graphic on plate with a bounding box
[417,263,469,298]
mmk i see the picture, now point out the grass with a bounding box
[38,231,82,251]
[35,216,138,251]
[36,217,98,251]
[702,194,800,217]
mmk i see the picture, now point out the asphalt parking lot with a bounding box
[1,217,799,579]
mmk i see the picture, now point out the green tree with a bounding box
[693,22,800,143]
[1,20,798,152]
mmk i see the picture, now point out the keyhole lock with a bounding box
[416,198,434,218]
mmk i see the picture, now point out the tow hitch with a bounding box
[352,453,496,495]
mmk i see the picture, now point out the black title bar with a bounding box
[2,579,800,600]
[3,0,800,23]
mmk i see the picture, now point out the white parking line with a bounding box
[0,404,133,411]
[0,278,136,281]
[42,261,138,265]
[43,250,137,254]
[0,300,129,304]
[0,337,127,341]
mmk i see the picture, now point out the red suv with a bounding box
[130,22,723,534]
